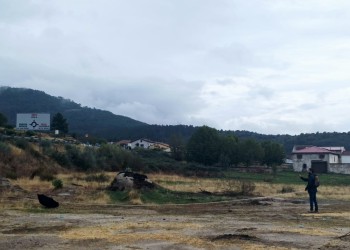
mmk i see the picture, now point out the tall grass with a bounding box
[2,171,350,209]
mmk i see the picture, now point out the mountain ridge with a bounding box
[0,86,147,138]
[1,86,350,153]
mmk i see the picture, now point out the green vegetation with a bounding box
[52,179,63,189]
[185,125,285,168]
[51,112,69,134]
[224,170,350,186]
[0,112,7,127]
[108,187,232,204]
[3,87,350,153]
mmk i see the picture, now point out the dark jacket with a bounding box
[300,173,318,193]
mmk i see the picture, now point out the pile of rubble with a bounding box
[108,172,154,191]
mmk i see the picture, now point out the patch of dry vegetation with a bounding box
[60,221,293,250]
[149,173,350,200]
[1,172,350,211]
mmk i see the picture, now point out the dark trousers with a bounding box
[309,191,318,212]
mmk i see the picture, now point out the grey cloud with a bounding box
[2,1,350,134]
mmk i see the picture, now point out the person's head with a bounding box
[308,168,314,174]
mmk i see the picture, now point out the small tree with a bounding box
[0,113,8,127]
[169,133,186,161]
[238,139,264,167]
[51,112,69,134]
[186,126,221,165]
[261,141,285,166]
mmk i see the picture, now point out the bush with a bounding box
[281,186,295,193]
[5,171,17,180]
[0,141,11,155]
[52,151,71,167]
[4,128,16,135]
[85,173,110,183]
[39,172,55,181]
[240,181,256,195]
[14,138,29,150]
[52,179,63,189]
[40,140,52,149]
[25,130,35,137]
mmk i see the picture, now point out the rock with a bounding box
[0,177,12,189]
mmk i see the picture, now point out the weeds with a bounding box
[84,173,110,183]
[281,186,295,193]
[52,179,63,189]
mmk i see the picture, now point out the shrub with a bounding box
[240,181,256,195]
[14,138,29,150]
[39,172,55,181]
[85,173,110,183]
[128,189,142,205]
[40,140,52,150]
[5,170,17,180]
[0,141,11,155]
[25,130,35,137]
[4,128,16,135]
[281,186,295,193]
[52,179,63,189]
[51,151,71,167]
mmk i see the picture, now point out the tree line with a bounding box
[171,126,285,167]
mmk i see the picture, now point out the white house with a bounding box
[341,151,350,164]
[128,138,171,152]
[291,145,341,173]
[128,138,155,149]
[291,145,350,174]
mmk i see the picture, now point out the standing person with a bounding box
[299,168,319,213]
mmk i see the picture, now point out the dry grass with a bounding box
[2,172,350,209]
[60,221,292,250]
[9,144,23,156]
[128,189,143,205]
[12,177,52,192]
[149,173,350,200]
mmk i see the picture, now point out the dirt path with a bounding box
[1,197,350,249]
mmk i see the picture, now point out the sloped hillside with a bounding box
[0,87,147,138]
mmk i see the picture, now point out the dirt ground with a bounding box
[1,191,350,250]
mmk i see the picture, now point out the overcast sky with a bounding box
[1,0,350,135]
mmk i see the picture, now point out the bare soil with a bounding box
[1,190,350,249]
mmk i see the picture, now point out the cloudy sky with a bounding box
[1,0,350,135]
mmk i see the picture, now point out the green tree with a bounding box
[186,126,221,165]
[261,141,285,166]
[51,112,68,134]
[0,113,8,127]
[220,135,239,167]
[169,133,186,161]
[238,139,264,166]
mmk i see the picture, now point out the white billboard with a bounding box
[16,113,51,131]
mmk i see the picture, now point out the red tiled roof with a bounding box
[116,140,131,145]
[293,146,339,154]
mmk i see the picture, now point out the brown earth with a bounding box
[1,188,350,249]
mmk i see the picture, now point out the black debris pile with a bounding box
[37,194,59,208]
[108,171,155,191]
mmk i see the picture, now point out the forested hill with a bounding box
[227,130,350,154]
[126,127,350,154]
[1,86,350,153]
[0,86,146,137]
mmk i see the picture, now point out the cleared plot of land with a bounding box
[1,172,350,249]
[1,197,350,250]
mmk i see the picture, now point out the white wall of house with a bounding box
[292,153,340,172]
[128,139,154,149]
[341,155,350,164]
[329,163,350,174]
